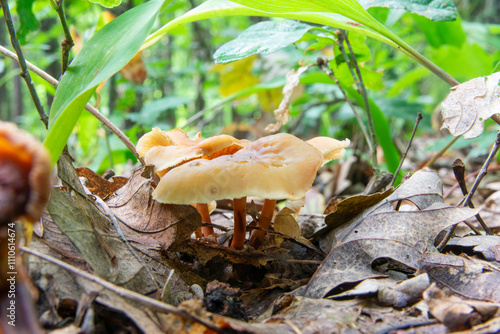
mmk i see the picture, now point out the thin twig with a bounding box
[451,159,483,235]
[53,0,74,73]
[423,136,459,168]
[339,30,378,171]
[390,113,423,188]
[19,246,224,333]
[437,132,500,250]
[0,0,48,128]
[0,44,145,165]
[316,57,372,152]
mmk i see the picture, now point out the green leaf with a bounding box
[87,0,122,8]
[345,87,400,174]
[144,0,457,86]
[213,20,314,63]
[358,0,457,21]
[413,14,465,48]
[16,0,39,44]
[44,0,167,165]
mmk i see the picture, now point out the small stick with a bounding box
[20,246,224,333]
[316,57,372,154]
[230,197,247,249]
[437,132,499,250]
[0,0,48,128]
[462,130,500,211]
[339,30,378,172]
[423,136,459,168]
[0,45,145,165]
[248,199,277,249]
[52,0,74,73]
[449,159,481,235]
[390,113,423,188]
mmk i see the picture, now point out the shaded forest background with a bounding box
[1,0,499,175]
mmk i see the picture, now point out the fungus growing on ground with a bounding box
[152,133,331,249]
[136,128,248,237]
[248,136,350,248]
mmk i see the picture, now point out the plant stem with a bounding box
[0,0,48,128]
[390,113,422,188]
[0,44,145,166]
[339,30,378,172]
[53,0,74,73]
[316,57,372,155]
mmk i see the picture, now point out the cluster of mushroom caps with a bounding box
[137,128,349,250]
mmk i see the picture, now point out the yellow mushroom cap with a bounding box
[153,133,324,204]
[306,137,350,166]
[136,127,173,157]
[143,134,247,176]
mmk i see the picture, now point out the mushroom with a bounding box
[152,133,325,249]
[248,136,350,248]
[136,128,248,237]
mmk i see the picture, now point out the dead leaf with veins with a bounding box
[265,65,310,133]
[441,72,500,139]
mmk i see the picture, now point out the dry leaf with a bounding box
[303,171,479,299]
[265,65,310,133]
[441,72,500,139]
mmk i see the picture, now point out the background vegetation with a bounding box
[0,0,499,175]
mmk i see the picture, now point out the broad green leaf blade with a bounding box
[16,0,38,44]
[44,0,166,164]
[144,0,457,86]
[142,0,398,51]
[213,20,314,63]
[88,0,122,8]
[358,0,457,21]
[345,87,400,174]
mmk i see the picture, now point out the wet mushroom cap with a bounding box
[143,134,248,176]
[307,137,350,166]
[153,133,324,204]
[136,127,173,157]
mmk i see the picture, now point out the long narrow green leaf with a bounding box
[144,0,457,86]
[44,0,167,165]
[142,0,398,50]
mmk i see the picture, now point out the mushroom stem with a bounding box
[195,203,214,237]
[249,199,277,249]
[230,197,247,249]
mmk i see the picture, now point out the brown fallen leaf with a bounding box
[441,72,500,139]
[423,283,500,332]
[265,65,310,133]
[105,167,201,250]
[446,235,500,261]
[302,171,480,299]
[76,167,128,200]
[421,252,500,302]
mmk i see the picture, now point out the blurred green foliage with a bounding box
[0,0,499,174]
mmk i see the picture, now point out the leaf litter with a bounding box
[25,156,500,333]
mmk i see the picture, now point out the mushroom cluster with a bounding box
[137,128,249,237]
[138,128,349,250]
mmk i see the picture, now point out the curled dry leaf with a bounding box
[303,171,480,299]
[441,72,500,139]
[265,65,310,133]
